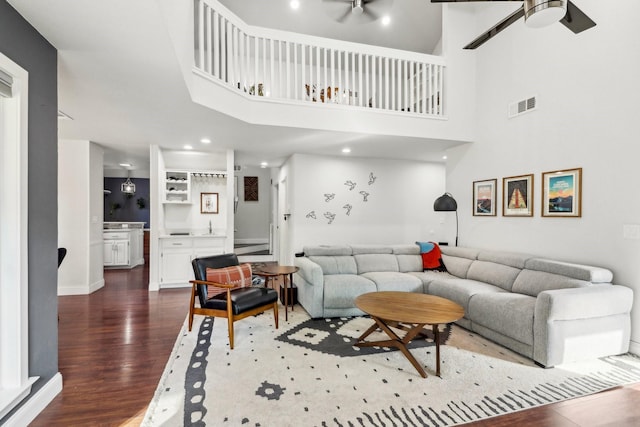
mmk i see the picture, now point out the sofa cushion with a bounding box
[308,256,357,275]
[354,254,399,274]
[408,271,456,291]
[428,278,506,313]
[361,272,424,293]
[304,245,353,256]
[512,269,591,297]
[440,246,480,260]
[477,250,532,269]
[468,292,536,345]
[441,254,473,278]
[396,254,423,273]
[323,274,377,309]
[525,258,613,283]
[350,245,393,255]
[391,245,420,255]
[466,260,521,291]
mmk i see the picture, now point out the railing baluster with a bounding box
[409,61,414,113]
[197,0,204,69]
[205,6,212,74]
[364,55,369,108]
[221,20,228,83]
[323,48,328,103]
[301,44,306,102]
[213,11,219,78]
[285,41,291,99]
[429,64,435,114]
[437,65,443,115]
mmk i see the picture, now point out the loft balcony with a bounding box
[194,0,444,117]
[172,0,475,142]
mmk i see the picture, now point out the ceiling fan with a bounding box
[432,0,596,49]
[323,0,394,24]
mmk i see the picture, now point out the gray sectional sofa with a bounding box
[293,244,633,367]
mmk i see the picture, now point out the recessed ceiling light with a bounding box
[183,145,193,150]
[260,162,268,168]
[290,0,300,10]
[200,138,211,144]
[381,15,391,26]
[119,163,132,168]
[442,155,447,160]
[342,148,351,154]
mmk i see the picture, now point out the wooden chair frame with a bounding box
[188,279,278,349]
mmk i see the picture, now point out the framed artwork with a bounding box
[542,168,582,217]
[200,192,219,214]
[473,179,497,216]
[244,176,259,201]
[503,174,534,217]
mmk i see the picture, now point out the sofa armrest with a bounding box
[295,257,324,287]
[533,285,633,366]
[536,285,633,321]
[294,257,325,318]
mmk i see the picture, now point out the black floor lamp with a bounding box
[433,193,458,246]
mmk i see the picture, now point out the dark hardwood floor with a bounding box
[31,265,640,426]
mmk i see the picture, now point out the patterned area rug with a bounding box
[142,308,640,426]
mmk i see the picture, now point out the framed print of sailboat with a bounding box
[503,174,533,217]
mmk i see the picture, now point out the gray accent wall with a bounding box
[0,0,58,420]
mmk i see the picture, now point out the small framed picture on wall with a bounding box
[542,168,582,217]
[503,174,534,217]
[200,192,219,214]
[473,179,497,216]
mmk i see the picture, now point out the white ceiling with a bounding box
[9,0,450,173]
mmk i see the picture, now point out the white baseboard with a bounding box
[629,340,640,356]
[148,280,160,291]
[4,373,62,427]
[57,279,104,296]
[234,238,268,245]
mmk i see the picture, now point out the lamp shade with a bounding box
[433,193,457,211]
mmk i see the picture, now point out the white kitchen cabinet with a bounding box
[103,228,144,268]
[159,235,226,287]
[103,238,129,267]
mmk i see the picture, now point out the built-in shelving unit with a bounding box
[164,170,191,203]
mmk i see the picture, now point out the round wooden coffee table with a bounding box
[355,291,464,378]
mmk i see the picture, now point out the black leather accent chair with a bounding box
[190,253,278,349]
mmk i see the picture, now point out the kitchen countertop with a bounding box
[159,233,227,239]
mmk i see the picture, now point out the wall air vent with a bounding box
[508,96,537,118]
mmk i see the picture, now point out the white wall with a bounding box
[58,140,105,295]
[286,153,447,254]
[234,166,271,243]
[443,1,640,350]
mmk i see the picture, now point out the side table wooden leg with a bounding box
[434,324,441,377]
[284,273,288,321]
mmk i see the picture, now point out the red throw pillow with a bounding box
[415,241,448,272]
[205,263,253,298]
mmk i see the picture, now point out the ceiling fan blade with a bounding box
[335,8,353,23]
[463,5,525,49]
[560,0,596,34]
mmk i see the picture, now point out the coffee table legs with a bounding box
[355,318,444,378]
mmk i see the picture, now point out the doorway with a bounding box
[234,166,276,262]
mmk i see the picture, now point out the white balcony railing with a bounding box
[194,0,445,117]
